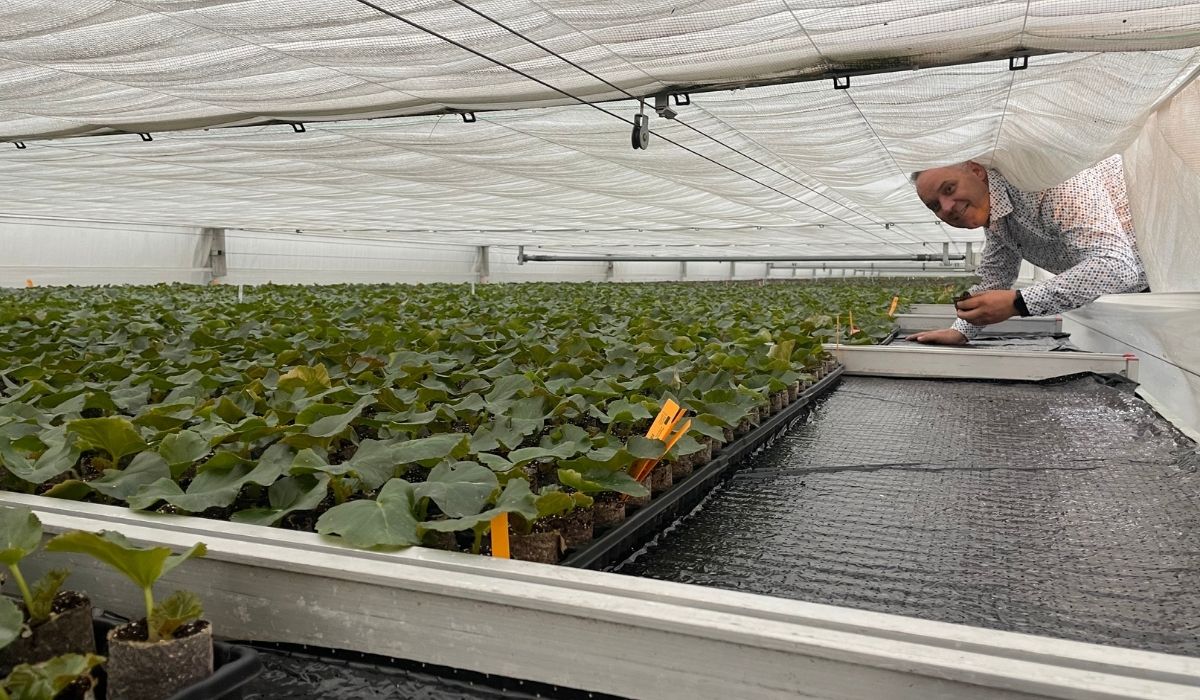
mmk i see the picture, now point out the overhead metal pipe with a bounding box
[519,250,966,264]
[766,262,968,271]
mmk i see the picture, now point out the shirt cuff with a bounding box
[951,317,984,340]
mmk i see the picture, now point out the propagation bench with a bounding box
[4,302,1199,700]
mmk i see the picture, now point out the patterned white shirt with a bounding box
[953,155,1148,339]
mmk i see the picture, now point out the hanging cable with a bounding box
[349,0,910,251]
[446,0,931,243]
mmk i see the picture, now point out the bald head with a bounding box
[912,161,991,229]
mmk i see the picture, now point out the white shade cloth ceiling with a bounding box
[1,1,1198,251]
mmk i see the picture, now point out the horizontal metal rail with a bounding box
[3,491,1197,700]
[519,250,966,264]
[825,344,1137,381]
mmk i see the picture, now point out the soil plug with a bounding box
[45,531,210,700]
[0,507,94,673]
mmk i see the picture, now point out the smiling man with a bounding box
[907,155,1148,344]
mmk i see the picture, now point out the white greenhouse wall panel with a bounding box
[0,216,210,287]
[221,231,478,285]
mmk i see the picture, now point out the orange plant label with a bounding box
[490,512,510,559]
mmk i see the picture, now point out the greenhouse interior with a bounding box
[1,2,1199,699]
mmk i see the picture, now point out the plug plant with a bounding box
[44,531,205,643]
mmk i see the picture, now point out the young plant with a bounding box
[1,653,106,700]
[0,507,69,626]
[44,531,206,642]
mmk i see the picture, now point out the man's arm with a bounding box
[1018,171,1145,316]
[950,235,1023,340]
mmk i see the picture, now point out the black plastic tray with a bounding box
[561,366,845,570]
[92,613,263,700]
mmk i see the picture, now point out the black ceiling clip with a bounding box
[13,141,25,149]
[291,122,306,133]
[1009,55,1028,71]
[833,75,850,90]
[138,133,153,142]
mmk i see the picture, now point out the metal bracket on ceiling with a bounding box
[673,93,691,106]
[138,133,153,142]
[833,75,850,90]
[1009,55,1028,71]
[459,111,476,123]
[654,93,678,120]
[13,142,25,149]
[291,122,306,133]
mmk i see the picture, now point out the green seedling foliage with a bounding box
[420,477,538,534]
[66,417,145,467]
[0,597,21,651]
[0,280,972,555]
[414,461,497,518]
[148,590,203,641]
[0,506,43,618]
[44,530,205,641]
[231,474,330,527]
[25,569,69,625]
[316,478,421,548]
[1,652,106,700]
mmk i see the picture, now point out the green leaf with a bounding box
[89,451,171,501]
[230,474,330,527]
[26,569,69,625]
[2,653,106,700]
[341,440,401,490]
[534,489,577,520]
[277,365,333,394]
[0,506,42,566]
[420,477,537,533]
[625,435,665,460]
[303,395,374,438]
[43,480,92,501]
[0,428,81,485]
[157,429,209,472]
[44,530,206,591]
[0,595,21,651]
[476,453,513,472]
[148,590,204,641]
[414,461,497,518]
[391,434,470,466]
[315,478,421,549]
[67,416,146,465]
[558,467,649,497]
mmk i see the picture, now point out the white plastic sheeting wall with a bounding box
[1123,78,1200,294]
[0,216,209,287]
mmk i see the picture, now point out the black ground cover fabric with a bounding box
[618,376,1200,656]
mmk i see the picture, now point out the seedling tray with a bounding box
[562,366,845,570]
[91,613,263,700]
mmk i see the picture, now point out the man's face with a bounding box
[915,163,991,229]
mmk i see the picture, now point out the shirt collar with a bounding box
[986,168,1013,225]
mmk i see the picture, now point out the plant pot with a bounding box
[625,476,652,510]
[508,530,564,564]
[106,619,214,700]
[722,427,735,444]
[0,591,95,673]
[670,454,694,480]
[556,509,594,550]
[649,462,673,495]
[692,440,713,468]
[788,382,801,402]
[770,391,785,413]
[592,496,626,529]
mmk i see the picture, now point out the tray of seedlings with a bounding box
[0,281,964,570]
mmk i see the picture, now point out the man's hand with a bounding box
[956,290,1018,326]
[906,328,968,345]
